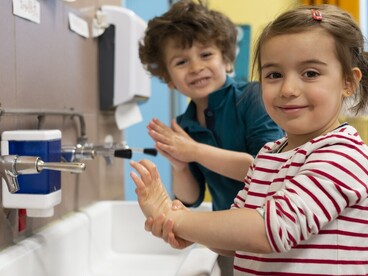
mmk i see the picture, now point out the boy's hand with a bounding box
[155,146,187,171]
[147,118,199,163]
[130,159,172,219]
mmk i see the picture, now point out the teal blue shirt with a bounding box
[176,76,284,211]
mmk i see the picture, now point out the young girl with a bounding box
[130,4,368,275]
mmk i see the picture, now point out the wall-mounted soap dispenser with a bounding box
[98,5,151,111]
[1,130,85,217]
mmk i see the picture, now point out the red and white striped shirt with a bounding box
[232,124,368,275]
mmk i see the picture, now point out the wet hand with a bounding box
[144,200,193,249]
[147,118,198,163]
[130,159,172,219]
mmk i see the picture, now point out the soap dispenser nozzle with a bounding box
[0,155,86,193]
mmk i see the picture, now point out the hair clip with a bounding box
[311,9,322,21]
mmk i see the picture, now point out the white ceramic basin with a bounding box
[0,201,219,276]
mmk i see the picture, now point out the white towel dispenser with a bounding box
[98,6,150,111]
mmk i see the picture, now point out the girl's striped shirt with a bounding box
[232,124,368,275]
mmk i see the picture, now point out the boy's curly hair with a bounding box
[139,0,237,83]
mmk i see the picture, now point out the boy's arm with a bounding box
[148,118,253,182]
[192,143,253,182]
[130,159,272,254]
[172,165,201,206]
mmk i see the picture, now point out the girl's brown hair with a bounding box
[253,4,368,114]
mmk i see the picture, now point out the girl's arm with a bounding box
[130,159,272,254]
[170,206,271,253]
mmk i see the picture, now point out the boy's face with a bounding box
[164,39,231,101]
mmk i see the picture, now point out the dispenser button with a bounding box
[18,209,27,232]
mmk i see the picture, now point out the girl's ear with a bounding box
[352,67,362,83]
[343,67,362,97]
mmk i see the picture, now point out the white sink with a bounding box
[0,201,219,276]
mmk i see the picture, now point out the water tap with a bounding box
[62,143,157,164]
[0,155,86,193]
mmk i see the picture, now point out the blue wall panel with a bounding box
[123,0,172,200]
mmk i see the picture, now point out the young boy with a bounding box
[139,0,284,213]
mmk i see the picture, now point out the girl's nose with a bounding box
[280,77,299,97]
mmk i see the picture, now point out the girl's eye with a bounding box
[266,72,282,79]
[303,70,319,78]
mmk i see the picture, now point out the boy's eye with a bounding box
[201,52,213,58]
[175,59,187,66]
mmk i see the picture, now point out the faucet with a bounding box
[62,142,157,164]
[61,144,96,162]
[0,155,86,193]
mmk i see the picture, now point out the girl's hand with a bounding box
[144,200,194,249]
[130,159,172,219]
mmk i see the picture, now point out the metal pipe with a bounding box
[0,108,87,142]
[37,160,86,173]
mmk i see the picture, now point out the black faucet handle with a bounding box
[114,149,133,159]
[142,148,158,156]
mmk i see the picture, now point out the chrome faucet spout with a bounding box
[0,155,20,193]
[0,155,86,194]
[37,160,86,173]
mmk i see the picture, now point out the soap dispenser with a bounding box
[1,129,84,217]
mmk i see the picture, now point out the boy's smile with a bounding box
[189,76,211,89]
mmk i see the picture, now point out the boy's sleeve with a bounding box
[238,82,284,156]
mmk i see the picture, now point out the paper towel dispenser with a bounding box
[98,6,150,111]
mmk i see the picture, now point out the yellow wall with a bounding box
[301,0,359,22]
[208,0,360,79]
[208,0,299,80]
[209,0,298,41]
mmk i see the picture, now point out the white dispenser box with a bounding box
[1,130,62,217]
[98,5,150,110]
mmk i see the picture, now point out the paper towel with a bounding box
[114,102,143,130]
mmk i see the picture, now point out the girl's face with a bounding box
[164,39,231,102]
[260,29,351,146]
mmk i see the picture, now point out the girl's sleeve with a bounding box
[263,143,368,252]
